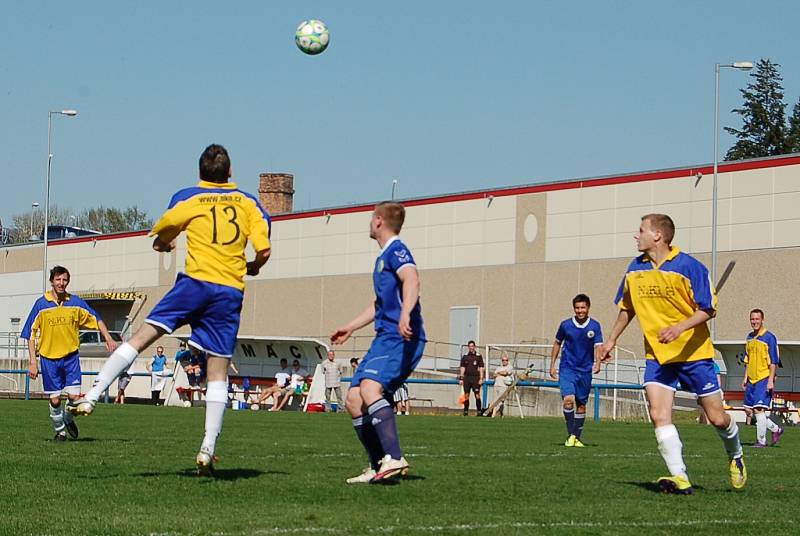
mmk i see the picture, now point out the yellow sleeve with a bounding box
[149,204,194,244]
[245,202,271,253]
[618,276,634,311]
[77,307,100,330]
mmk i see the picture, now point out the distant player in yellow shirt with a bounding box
[22,266,117,441]
[598,214,746,494]
[742,308,783,447]
[69,144,271,475]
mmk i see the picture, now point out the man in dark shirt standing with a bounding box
[459,340,485,416]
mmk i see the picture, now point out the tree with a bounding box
[5,204,153,244]
[787,97,800,154]
[725,59,791,160]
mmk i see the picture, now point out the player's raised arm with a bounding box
[330,303,376,345]
[657,309,712,344]
[396,265,420,341]
[246,248,271,276]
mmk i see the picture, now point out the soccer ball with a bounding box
[295,19,330,55]
[183,400,192,408]
[250,403,260,411]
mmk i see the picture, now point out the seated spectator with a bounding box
[274,359,310,411]
[257,358,290,409]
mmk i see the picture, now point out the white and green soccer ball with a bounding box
[295,19,330,55]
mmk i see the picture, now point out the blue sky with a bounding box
[2,1,798,223]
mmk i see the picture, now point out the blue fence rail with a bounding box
[1,369,643,421]
[0,369,172,403]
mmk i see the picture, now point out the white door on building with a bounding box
[450,306,480,364]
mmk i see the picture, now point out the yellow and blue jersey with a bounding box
[21,291,101,359]
[614,246,717,364]
[744,328,779,383]
[150,180,271,291]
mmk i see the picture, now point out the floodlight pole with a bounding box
[711,62,751,339]
[43,109,77,293]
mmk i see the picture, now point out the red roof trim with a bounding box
[274,155,800,221]
[49,229,149,247]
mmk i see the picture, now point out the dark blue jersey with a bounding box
[554,317,603,373]
[373,236,424,338]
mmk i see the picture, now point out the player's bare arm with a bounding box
[657,309,712,344]
[246,248,271,276]
[549,340,561,379]
[478,365,485,385]
[330,303,376,345]
[26,337,38,380]
[768,363,777,391]
[397,265,420,341]
[592,344,602,374]
[98,320,118,353]
[599,309,636,362]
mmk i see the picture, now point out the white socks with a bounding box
[86,343,139,402]
[201,381,228,455]
[716,417,743,459]
[655,425,686,478]
[49,402,65,433]
[755,412,779,444]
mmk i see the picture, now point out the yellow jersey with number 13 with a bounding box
[150,180,271,290]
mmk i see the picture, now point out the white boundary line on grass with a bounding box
[250,519,762,534]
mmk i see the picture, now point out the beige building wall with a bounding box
[2,156,799,365]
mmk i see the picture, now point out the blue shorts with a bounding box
[350,333,425,395]
[559,368,592,405]
[743,378,771,409]
[40,352,82,396]
[146,273,243,357]
[643,358,720,397]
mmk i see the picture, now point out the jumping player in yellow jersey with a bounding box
[68,144,271,475]
[598,214,746,494]
[22,266,118,441]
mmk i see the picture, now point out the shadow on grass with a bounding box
[133,468,281,481]
[624,481,704,494]
[371,474,426,486]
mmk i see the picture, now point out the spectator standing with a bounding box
[146,346,169,405]
[323,350,344,412]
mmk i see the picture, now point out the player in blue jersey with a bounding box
[331,201,425,484]
[68,144,271,475]
[549,294,602,447]
[22,266,118,441]
[742,308,783,447]
[599,214,745,494]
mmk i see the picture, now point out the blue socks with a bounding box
[563,407,575,436]
[352,416,384,470]
[368,398,402,460]
[574,412,586,439]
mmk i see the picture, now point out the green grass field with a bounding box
[2,400,797,536]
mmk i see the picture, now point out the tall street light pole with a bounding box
[43,109,78,293]
[711,62,752,339]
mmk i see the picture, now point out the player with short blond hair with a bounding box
[599,213,746,494]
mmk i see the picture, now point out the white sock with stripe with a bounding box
[716,417,743,459]
[654,425,687,478]
[49,402,65,433]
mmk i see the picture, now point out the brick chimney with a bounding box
[258,173,294,215]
